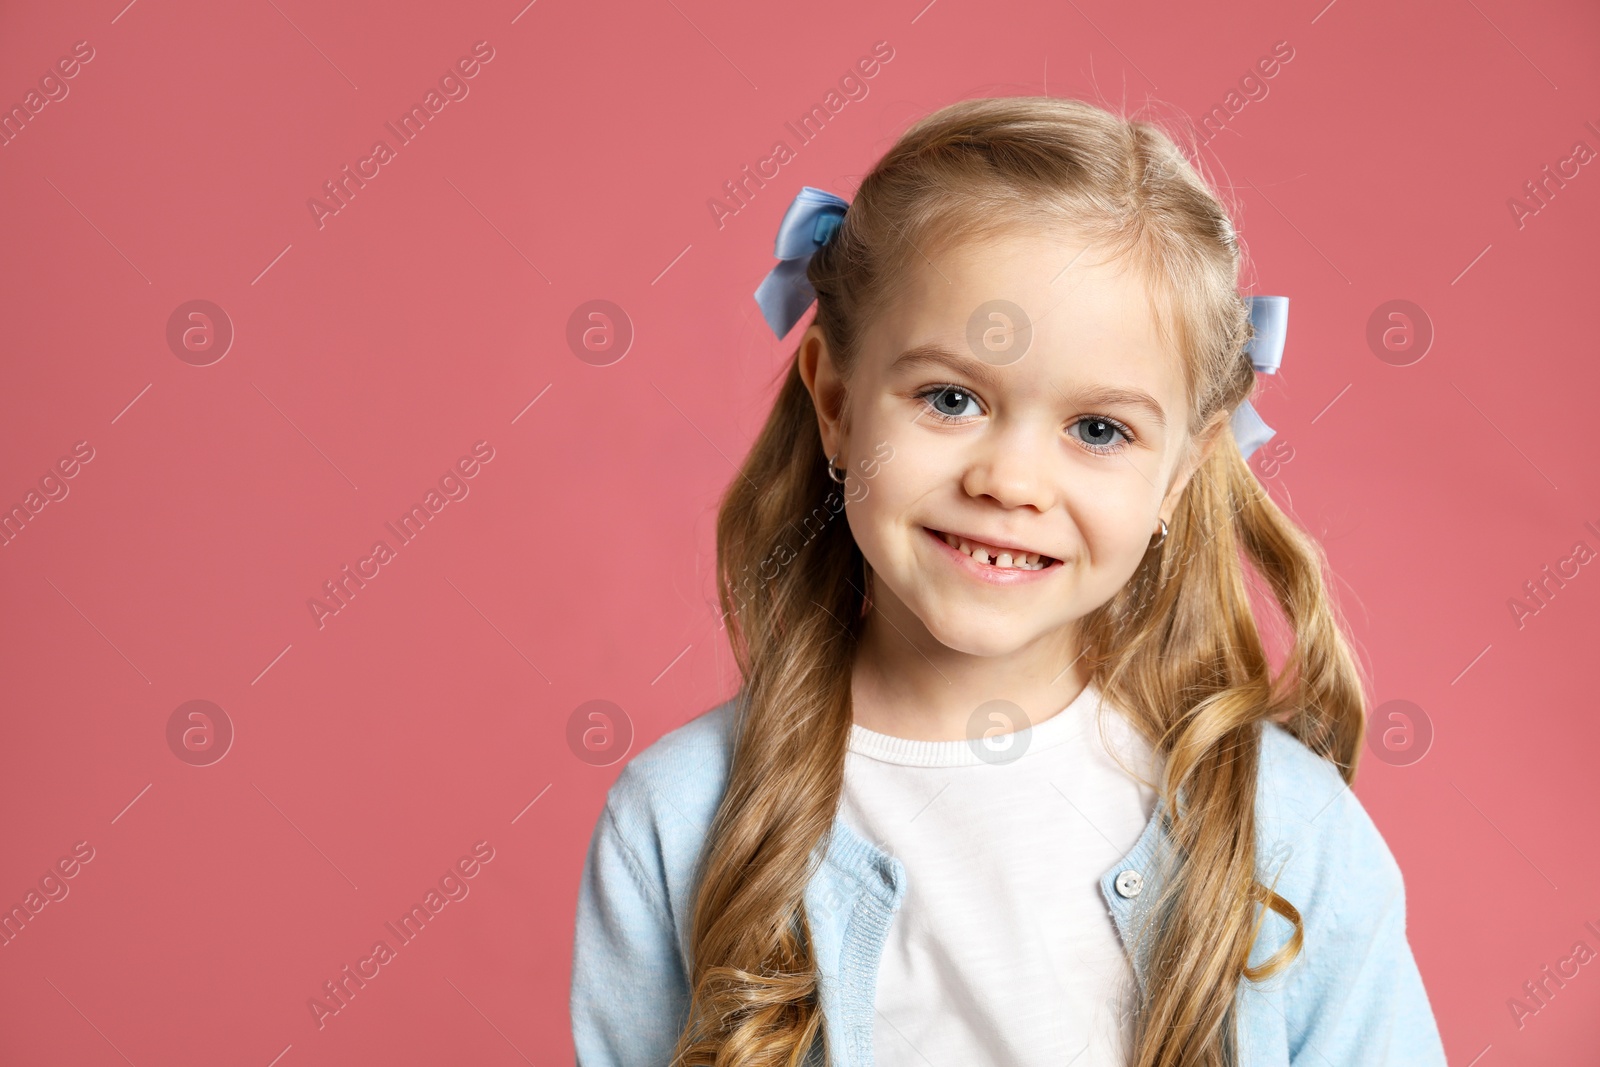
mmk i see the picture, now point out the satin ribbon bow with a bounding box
[753,185,849,339]
[753,186,1288,460]
[1232,295,1288,460]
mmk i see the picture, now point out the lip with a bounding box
[923,526,1063,585]
[932,526,1053,559]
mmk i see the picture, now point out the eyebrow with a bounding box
[890,342,1168,429]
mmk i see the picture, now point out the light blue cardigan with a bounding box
[570,696,1449,1066]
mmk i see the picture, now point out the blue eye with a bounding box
[916,385,983,422]
[1069,416,1133,454]
[913,385,1136,455]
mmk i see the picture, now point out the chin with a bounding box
[918,612,1037,658]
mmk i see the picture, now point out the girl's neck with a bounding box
[849,605,1091,743]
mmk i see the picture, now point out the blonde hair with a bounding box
[671,95,1368,1067]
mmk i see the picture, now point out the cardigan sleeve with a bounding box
[570,771,694,1067]
[1278,784,1449,1066]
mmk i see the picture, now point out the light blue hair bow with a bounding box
[1232,295,1287,460]
[754,185,1287,460]
[754,186,849,339]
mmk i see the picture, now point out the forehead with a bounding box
[863,227,1189,409]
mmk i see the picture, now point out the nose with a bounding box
[959,420,1057,512]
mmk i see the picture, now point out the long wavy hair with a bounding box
[670,95,1368,1067]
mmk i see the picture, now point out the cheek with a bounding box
[876,432,957,501]
[848,442,925,519]
[841,475,893,552]
[1069,480,1157,559]
[839,459,928,567]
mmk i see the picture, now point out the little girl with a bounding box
[570,96,1448,1067]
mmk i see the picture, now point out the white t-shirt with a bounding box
[838,680,1160,1067]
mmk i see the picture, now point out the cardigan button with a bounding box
[1114,869,1143,898]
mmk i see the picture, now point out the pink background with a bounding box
[2,0,1597,1063]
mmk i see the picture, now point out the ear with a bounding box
[1158,408,1228,523]
[796,323,848,459]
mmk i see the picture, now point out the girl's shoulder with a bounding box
[595,701,1405,916]
[1245,723,1446,1063]
[1252,719,1407,928]
[596,695,740,870]
[1256,720,1359,825]
[607,694,740,803]
[1256,720,1392,835]
[572,700,742,1053]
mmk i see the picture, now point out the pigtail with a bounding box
[679,95,1371,1067]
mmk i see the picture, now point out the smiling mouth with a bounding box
[925,527,1061,571]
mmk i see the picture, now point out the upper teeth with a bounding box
[939,531,1052,570]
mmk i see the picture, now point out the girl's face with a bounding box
[800,227,1219,659]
